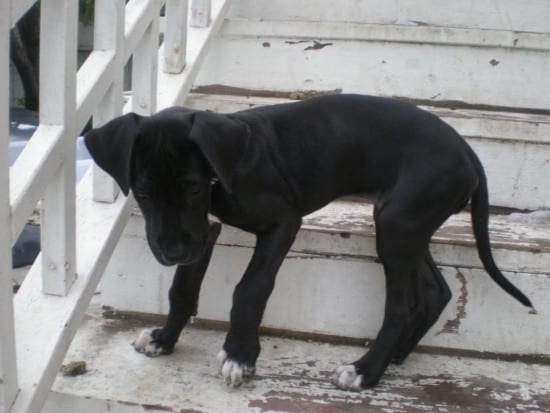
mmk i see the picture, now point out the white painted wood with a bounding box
[102,199,549,354]
[91,0,125,203]
[9,125,65,245]
[195,33,550,112]
[222,19,550,52]
[9,1,231,410]
[132,18,159,115]
[10,172,133,413]
[190,0,211,28]
[39,0,78,296]
[124,0,163,62]
[0,0,19,409]
[185,94,550,210]
[228,0,550,33]
[157,0,231,108]
[44,316,550,413]
[163,0,189,73]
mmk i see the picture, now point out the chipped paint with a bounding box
[304,40,333,51]
[46,311,550,413]
[437,270,468,335]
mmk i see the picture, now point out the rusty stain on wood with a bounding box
[438,270,468,335]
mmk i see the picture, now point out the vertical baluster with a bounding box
[92,0,125,203]
[190,0,211,27]
[39,0,78,295]
[133,17,159,115]
[163,0,189,73]
[0,0,19,408]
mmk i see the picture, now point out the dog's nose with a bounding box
[161,243,188,264]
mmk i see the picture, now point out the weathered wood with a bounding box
[102,199,549,354]
[44,315,550,413]
[91,0,125,203]
[11,1,232,411]
[0,0,19,409]
[132,18,159,115]
[187,92,550,210]
[191,0,211,27]
[163,0,189,73]
[221,18,550,52]
[195,10,550,111]
[11,172,133,413]
[157,0,232,108]
[39,0,78,296]
[229,0,550,33]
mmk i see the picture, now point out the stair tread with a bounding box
[50,308,550,413]
[303,200,550,254]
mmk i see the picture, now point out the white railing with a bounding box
[0,1,229,412]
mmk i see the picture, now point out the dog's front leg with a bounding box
[133,221,221,356]
[218,218,301,387]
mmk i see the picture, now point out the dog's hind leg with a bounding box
[391,252,451,364]
[133,221,221,357]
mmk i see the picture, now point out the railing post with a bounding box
[132,17,159,115]
[92,0,125,203]
[163,0,189,73]
[190,0,211,28]
[0,0,19,409]
[39,0,78,296]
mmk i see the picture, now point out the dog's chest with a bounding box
[209,187,278,233]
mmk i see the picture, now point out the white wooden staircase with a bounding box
[2,1,549,412]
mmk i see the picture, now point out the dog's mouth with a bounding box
[153,239,208,267]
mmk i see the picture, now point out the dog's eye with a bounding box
[183,182,201,195]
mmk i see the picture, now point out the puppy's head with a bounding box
[84,108,249,266]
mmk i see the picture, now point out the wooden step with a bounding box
[99,197,550,355]
[43,307,550,413]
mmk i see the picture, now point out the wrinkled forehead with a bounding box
[131,133,205,188]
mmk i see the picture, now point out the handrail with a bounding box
[1,1,222,412]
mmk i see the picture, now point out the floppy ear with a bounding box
[189,112,250,194]
[84,112,142,196]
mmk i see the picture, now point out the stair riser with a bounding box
[101,216,549,355]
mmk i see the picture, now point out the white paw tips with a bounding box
[221,359,244,387]
[217,349,228,363]
[218,349,255,388]
[132,329,163,357]
[333,364,363,391]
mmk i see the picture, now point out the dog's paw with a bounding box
[217,350,255,388]
[333,364,363,391]
[132,329,173,357]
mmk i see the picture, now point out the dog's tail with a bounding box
[468,149,534,309]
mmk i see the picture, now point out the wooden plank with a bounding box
[157,0,232,108]
[132,18,159,115]
[38,0,78,296]
[194,30,550,111]
[76,50,116,133]
[222,19,550,52]
[163,0,189,73]
[11,0,232,410]
[44,316,550,413]
[9,125,65,245]
[124,0,163,63]
[0,0,19,408]
[229,0,550,33]
[11,172,133,413]
[92,0,125,203]
[191,0,211,28]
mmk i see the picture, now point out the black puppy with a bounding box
[85,94,533,390]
